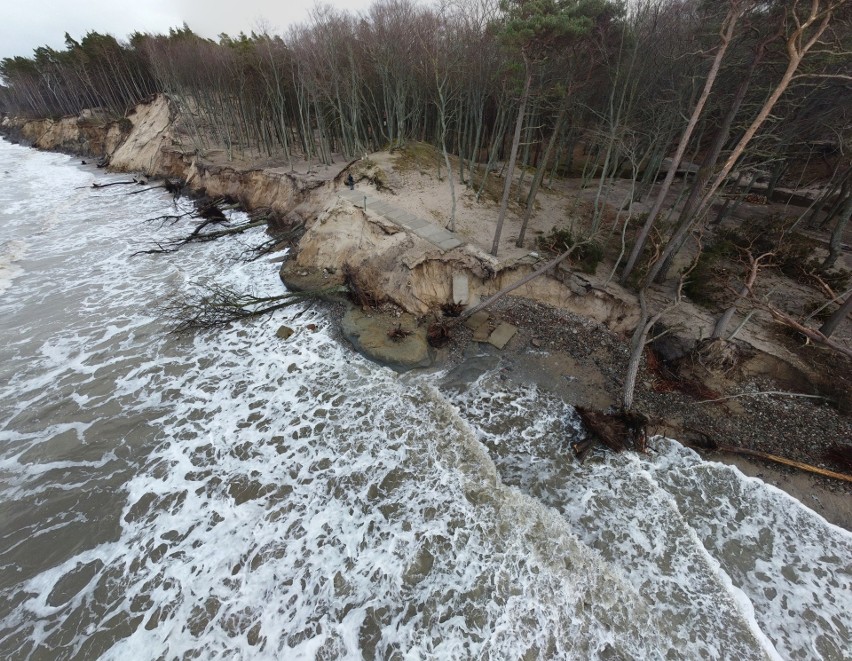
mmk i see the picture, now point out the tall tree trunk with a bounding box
[491,59,532,256]
[516,103,568,247]
[822,193,852,270]
[819,291,852,338]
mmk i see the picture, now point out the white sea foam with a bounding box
[0,138,849,660]
[0,237,29,292]
[645,438,852,660]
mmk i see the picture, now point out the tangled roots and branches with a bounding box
[571,407,649,463]
[387,324,413,342]
[164,283,345,333]
[693,338,743,372]
[427,323,451,348]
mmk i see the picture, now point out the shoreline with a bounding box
[322,296,852,532]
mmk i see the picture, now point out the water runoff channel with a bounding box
[0,139,849,660]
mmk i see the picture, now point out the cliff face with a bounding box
[1,95,638,333]
[281,199,639,331]
[109,96,176,175]
[2,108,127,157]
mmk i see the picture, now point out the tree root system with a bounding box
[572,407,649,462]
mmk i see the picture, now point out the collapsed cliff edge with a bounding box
[0,94,641,362]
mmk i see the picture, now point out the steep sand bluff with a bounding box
[1,95,639,334]
[278,196,638,331]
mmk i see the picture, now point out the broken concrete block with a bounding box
[452,273,469,305]
[487,322,517,349]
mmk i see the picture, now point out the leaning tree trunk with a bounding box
[652,43,765,283]
[623,288,666,411]
[620,2,742,284]
[712,250,771,339]
[819,291,852,339]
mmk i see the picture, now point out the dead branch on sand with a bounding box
[696,390,836,405]
[684,437,852,484]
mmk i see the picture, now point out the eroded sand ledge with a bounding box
[1,95,642,335]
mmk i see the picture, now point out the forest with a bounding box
[1,0,850,356]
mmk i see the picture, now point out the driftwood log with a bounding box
[685,437,852,484]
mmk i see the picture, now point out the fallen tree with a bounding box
[165,282,346,333]
[571,407,649,463]
[131,219,267,256]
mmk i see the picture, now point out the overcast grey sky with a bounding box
[0,0,380,61]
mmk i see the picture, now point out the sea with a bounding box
[0,139,849,660]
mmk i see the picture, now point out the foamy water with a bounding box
[0,139,849,660]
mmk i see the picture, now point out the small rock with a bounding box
[276,325,294,340]
[472,322,492,342]
[531,338,542,348]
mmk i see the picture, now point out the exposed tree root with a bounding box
[572,407,649,462]
[427,322,451,348]
[387,325,413,342]
[342,263,384,309]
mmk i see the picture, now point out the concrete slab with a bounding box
[394,212,421,225]
[405,216,429,229]
[464,310,490,330]
[413,225,443,240]
[452,273,469,305]
[487,322,517,350]
[384,211,412,224]
[438,238,463,250]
